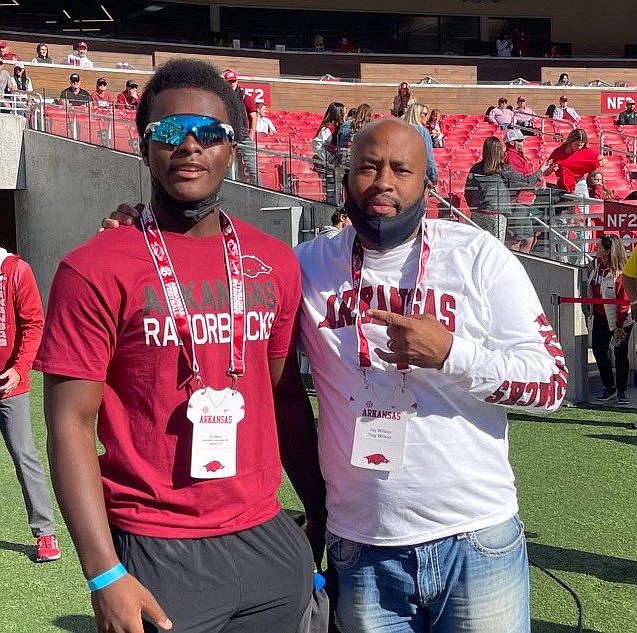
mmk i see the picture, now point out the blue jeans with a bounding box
[326,515,530,633]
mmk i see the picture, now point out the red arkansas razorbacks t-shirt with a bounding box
[34,217,300,538]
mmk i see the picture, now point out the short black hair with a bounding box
[136,59,244,139]
[331,210,346,226]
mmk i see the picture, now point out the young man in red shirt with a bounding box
[0,248,60,562]
[35,59,325,633]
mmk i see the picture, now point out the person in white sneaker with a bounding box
[0,247,60,562]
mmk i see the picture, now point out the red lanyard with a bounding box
[141,205,246,387]
[351,220,430,372]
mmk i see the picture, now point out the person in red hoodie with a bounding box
[116,79,140,109]
[0,248,60,562]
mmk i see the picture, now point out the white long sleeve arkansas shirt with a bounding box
[296,219,567,546]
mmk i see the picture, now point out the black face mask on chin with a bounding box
[150,173,222,222]
[343,176,427,252]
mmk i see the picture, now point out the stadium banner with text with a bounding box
[603,200,637,250]
[601,92,637,114]
[241,82,272,106]
[604,200,637,230]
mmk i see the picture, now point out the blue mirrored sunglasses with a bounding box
[144,114,234,148]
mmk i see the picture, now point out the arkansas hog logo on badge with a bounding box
[241,255,272,278]
[364,453,389,465]
[204,460,224,472]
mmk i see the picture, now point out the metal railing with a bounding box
[18,104,627,266]
[1,92,44,126]
[511,111,577,138]
[600,129,637,163]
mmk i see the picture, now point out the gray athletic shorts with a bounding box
[111,510,314,633]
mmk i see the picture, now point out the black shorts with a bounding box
[111,511,314,633]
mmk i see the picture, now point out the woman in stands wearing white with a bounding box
[255,102,277,134]
[8,62,33,118]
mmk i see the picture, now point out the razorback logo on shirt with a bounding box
[485,313,568,409]
[142,279,278,347]
[318,284,457,332]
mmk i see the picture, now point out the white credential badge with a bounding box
[187,387,245,479]
[349,383,417,472]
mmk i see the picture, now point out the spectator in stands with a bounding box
[338,102,373,150]
[465,136,554,250]
[549,129,606,194]
[223,68,259,185]
[91,78,115,107]
[318,209,350,238]
[545,104,557,118]
[403,102,438,184]
[313,34,325,52]
[255,101,277,134]
[8,62,33,116]
[586,171,618,243]
[65,41,93,69]
[503,128,546,179]
[58,73,90,106]
[587,234,632,405]
[618,97,637,126]
[0,247,61,564]
[426,108,445,147]
[513,96,537,133]
[391,82,412,118]
[0,59,10,111]
[312,101,345,205]
[32,43,52,64]
[553,95,581,123]
[484,105,495,121]
[0,40,20,61]
[512,28,529,57]
[545,44,560,58]
[587,170,618,200]
[496,31,513,57]
[556,73,570,86]
[334,36,357,53]
[503,128,552,251]
[116,79,141,109]
[488,97,515,129]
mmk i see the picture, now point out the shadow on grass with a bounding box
[588,433,637,446]
[508,411,635,429]
[532,620,600,633]
[528,542,637,585]
[52,615,95,632]
[0,539,33,559]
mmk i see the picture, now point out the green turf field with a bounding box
[1,374,635,632]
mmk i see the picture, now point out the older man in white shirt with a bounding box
[553,95,581,124]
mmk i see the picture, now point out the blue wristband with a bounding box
[87,562,127,592]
